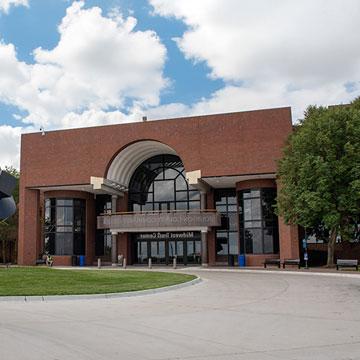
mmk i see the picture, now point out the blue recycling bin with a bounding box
[79,255,86,267]
[238,254,246,267]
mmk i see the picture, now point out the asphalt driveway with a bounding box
[1,269,360,360]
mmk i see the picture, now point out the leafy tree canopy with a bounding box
[276,98,360,265]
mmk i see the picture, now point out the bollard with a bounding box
[148,257,152,269]
[173,257,177,269]
[304,251,309,269]
[97,258,101,269]
[123,258,127,269]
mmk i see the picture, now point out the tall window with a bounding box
[44,198,86,256]
[238,188,279,254]
[215,189,238,256]
[128,155,200,211]
[95,195,112,257]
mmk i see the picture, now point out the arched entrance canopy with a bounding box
[106,140,177,189]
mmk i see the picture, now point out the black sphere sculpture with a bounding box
[0,170,16,221]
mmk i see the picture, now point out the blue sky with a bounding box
[0,0,359,167]
[0,0,223,128]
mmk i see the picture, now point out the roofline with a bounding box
[21,106,292,137]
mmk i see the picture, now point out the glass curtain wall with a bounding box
[44,198,86,255]
[128,154,200,211]
[238,188,279,254]
[95,195,112,258]
[215,189,239,259]
[128,154,201,265]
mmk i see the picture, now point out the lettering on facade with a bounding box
[138,231,195,240]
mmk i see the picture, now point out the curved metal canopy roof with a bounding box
[106,140,178,188]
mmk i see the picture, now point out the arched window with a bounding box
[128,155,200,211]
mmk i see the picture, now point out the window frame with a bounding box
[238,188,279,255]
[44,198,86,256]
[128,155,201,212]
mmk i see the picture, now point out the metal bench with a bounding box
[35,258,46,265]
[283,259,301,269]
[264,258,281,268]
[336,259,358,271]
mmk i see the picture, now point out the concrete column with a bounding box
[111,195,118,266]
[201,230,208,266]
[200,192,208,266]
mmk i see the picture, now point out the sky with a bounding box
[0,0,360,168]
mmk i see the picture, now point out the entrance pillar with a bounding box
[201,230,208,267]
[200,191,208,266]
[111,195,118,266]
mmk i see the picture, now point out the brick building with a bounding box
[18,107,299,266]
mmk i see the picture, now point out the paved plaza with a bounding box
[1,269,360,360]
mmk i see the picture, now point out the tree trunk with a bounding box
[326,228,337,267]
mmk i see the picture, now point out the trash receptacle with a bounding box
[238,254,246,267]
[79,255,86,267]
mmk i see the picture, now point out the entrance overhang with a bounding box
[30,177,125,196]
[97,210,221,233]
[90,177,126,196]
[110,227,209,234]
[187,170,276,189]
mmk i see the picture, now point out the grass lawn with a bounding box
[0,267,196,296]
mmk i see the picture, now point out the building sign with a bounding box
[137,231,198,240]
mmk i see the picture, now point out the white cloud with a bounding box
[0,1,168,167]
[0,0,28,13]
[2,0,360,168]
[0,125,22,168]
[0,1,167,130]
[150,0,360,119]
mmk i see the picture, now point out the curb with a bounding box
[0,276,201,303]
[188,267,360,279]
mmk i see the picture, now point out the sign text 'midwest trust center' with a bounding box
[137,231,198,240]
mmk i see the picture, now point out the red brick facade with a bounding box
[18,107,298,266]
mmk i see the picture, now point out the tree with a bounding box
[276,98,360,267]
[0,166,19,263]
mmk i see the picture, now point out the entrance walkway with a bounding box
[1,269,360,359]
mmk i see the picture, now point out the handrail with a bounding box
[99,209,218,216]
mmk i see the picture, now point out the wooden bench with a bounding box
[336,259,358,271]
[264,259,281,268]
[283,259,301,269]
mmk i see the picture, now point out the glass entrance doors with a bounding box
[134,232,201,265]
[151,240,166,264]
[168,240,184,264]
[186,240,201,265]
